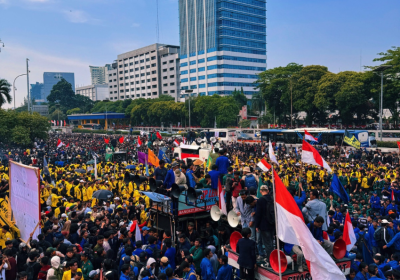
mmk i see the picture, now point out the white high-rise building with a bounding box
[90,65,112,85]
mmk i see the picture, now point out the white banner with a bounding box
[10,161,41,241]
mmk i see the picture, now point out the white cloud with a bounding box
[0,42,91,109]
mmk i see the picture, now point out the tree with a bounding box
[239,119,251,128]
[49,109,66,121]
[11,126,31,146]
[232,88,247,108]
[47,78,75,112]
[251,92,264,115]
[66,108,81,115]
[0,79,12,108]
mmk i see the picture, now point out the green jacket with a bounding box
[223,173,234,186]
[81,259,94,280]
[189,246,204,272]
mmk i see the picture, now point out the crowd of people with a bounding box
[0,131,400,280]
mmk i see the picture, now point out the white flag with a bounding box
[269,140,279,165]
[135,221,141,242]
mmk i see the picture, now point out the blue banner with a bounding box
[178,188,218,216]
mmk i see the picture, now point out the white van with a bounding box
[203,129,237,143]
[173,144,211,162]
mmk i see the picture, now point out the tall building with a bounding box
[90,65,112,85]
[108,44,180,101]
[76,84,109,101]
[30,82,44,102]
[43,72,75,100]
[178,0,266,98]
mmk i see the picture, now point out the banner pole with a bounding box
[272,167,282,280]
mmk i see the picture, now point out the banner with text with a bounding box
[178,188,218,216]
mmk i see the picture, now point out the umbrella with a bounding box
[92,190,113,200]
[141,191,170,203]
[86,160,94,165]
[75,169,86,174]
[126,165,136,170]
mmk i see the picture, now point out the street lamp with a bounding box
[181,89,193,128]
[13,73,27,109]
[373,65,393,141]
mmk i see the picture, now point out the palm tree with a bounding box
[0,79,12,108]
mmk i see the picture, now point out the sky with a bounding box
[0,0,399,109]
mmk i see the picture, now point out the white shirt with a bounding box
[0,262,8,279]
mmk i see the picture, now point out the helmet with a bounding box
[19,242,27,251]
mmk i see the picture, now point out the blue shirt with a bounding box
[307,222,323,242]
[164,247,176,270]
[187,170,196,188]
[386,231,400,251]
[163,169,175,189]
[185,269,198,280]
[294,191,306,210]
[133,248,144,256]
[200,258,216,280]
[159,264,171,274]
[354,271,370,280]
[208,170,221,190]
[217,264,233,280]
[215,156,230,174]
[120,274,130,280]
[370,195,381,209]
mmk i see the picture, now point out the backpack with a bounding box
[26,262,36,280]
[374,227,382,241]
[245,174,257,190]
[46,194,53,206]
[189,272,201,280]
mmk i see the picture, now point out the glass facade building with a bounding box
[43,72,75,100]
[178,0,266,97]
[30,82,44,101]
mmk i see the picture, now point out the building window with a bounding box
[190,69,196,73]
[152,78,157,81]
[163,76,167,79]
[198,58,205,64]
[180,70,188,75]
[119,71,123,74]
[151,63,156,67]
[163,69,167,72]
[199,84,205,88]
[136,81,140,84]
[141,80,145,83]
[163,83,168,87]
[140,59,144,63]
[181,78,188,83]
[169,60,174,63]
[146,58,150,61]
[131,82,134,85]
[152,85,157,88]
[147,79,150,82]
[169,67,174,71]
[141,87,145,90]
[151,71,157,74]
[147,86,151,89]
[125,83,129,86]
[126,89,130,92]
[180,62,188,67]
[189,60,196,65]
[146,65,150,69]
[170,75,175,78]
[151,56,156,60]
[109,80,112,82]
[190,85,197,89]
[130,69,133,72]
[163,62,167,65]
[135,61,139,64]
[135,68,139,71]
[120,89,124,92]
[135,74,139,78]
[163,91,168,94]
[170,82,175,86]
[120,83,123,86]
[141,73,145,77]
[198,67,205,72]
[129,62,133,66]
[152,92,157,95]
[198,75,205,80]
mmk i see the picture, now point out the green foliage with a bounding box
[0,79,12,108]
[239,119,251,128]
[232,88,248,108]
[376,141,398,148]
[66,108,81,115]
[49,109,66,121]
[193,95,239,127]
[0,110,50,147]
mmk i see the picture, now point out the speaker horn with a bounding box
[187,188,203,203]
[149,178,163,192]
[210,205,222,221]
[171,183,186,198]
[134,175,148,186]
[230,231,242,253]
[333,239,346,260]
[269,249,288,273]
[227,210,241,228]
[124,172,135,184]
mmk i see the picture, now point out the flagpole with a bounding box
[272,166,282,280]
[94,156,97,180]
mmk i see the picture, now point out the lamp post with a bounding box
[373,65,393,141]
[26,58,30,113]
[182,89,194,128]
[13,73,27,109]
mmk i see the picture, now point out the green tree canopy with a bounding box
[0,79,12,108]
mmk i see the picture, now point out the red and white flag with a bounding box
[392,190,396,201]
[304,130,319,142]
[64,120,66,126]
[268,140,279,166]
[66,143,70,148]
[183,137,186,144]
[57,120,59,126]
[156,131,162,140]
[218,179,227,215]
[174,139,180,146]
[137,137,142,147]
[301,140,332,173]
[57,139,64,149]
[343,212,357,251]
[257,158,271,172]
[274,171,345,279]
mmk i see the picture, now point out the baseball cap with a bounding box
[142,226,150,231]
[46,247,56,254]
[161,256,168,263]
[381,219,390,224]
[89,269,100,279]
[260,185,268,190]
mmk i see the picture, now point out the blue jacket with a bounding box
[187,170,196,188]
[307,222,324,242]
[370,195,381,209]
[236,238,256,269]
[294,191,306,210]
[164,247,176,270]
[387,232,400,251]
[200,257,216,280]
[163,169,175,189]
[354,271,370,280]
[120,274,130,280]
[185,268,198,280]
[217,264,233,280]
[215,156,230,175]
[208,170,221,190]
[159,264,171,274]
[368,225,378,247]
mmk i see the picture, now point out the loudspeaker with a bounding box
[171,184,186,198]
[124,172,135,184]
[269,249,288,273]
[333,239,346,259]
[187,188,203,203]
[227,210,241,228]
[151,211,172,230]
[210,205,222,221]
[113,152,127,162]
[230,231,242,253]
[134,175,148,186]
[111,139,117,148]
[149,178,163,192]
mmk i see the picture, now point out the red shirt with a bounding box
[37,264,51,280]
[5,257,17,280]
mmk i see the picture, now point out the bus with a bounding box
[201,129,237,143]
[368,130,400,141]
[260,128,377,148]
[81,124,103,130]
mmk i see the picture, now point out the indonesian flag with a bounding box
[60,120,63,127]
[57,120,59,126]
[137,137,142,147]
[64,120,66,126]
[257,158,271,172]
[174,139,180,146]
[305,130,319,142]
[119,136,124,144]
[156,131,162,140]
[104,138,110,144]
[57,139,64,148]
[301,140,332,173]
[183,137,186,144]
[392,189,396,201]
[274,171,345,279]
[218,179,227,215]
[268,140,279,166]
[66,143,70,148]
[343,212,356,251]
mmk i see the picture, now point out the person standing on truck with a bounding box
[216,149,230,185]
[242,167,259,193]
[210,148,219,167]
[154,160,167,181]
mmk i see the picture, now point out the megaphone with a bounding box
[215,142,221,149]
[124,172,135,184]
[210,205,222,221]
[227,210,241,228]
[171,183,186,198]
[210,137,216,143]
[149,178,163,192]
[230,231,242,253]
[134,175,148,186]
[269,249,288,273]
[333,239,346,259]
[187,188,203,203]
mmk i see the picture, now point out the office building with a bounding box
[32,105,49,117]
[90,65,112,85]
[76,84,109,101]
[30,82,44,102]
[43,72,75,100]
[108,44,180,101]
[178,0,267,98]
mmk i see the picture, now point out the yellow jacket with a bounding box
[0,231,12,249]
[51,194,63,207]
[40,188,50,204]
[62,268,82,280]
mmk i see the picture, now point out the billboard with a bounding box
[178,188,218,216]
